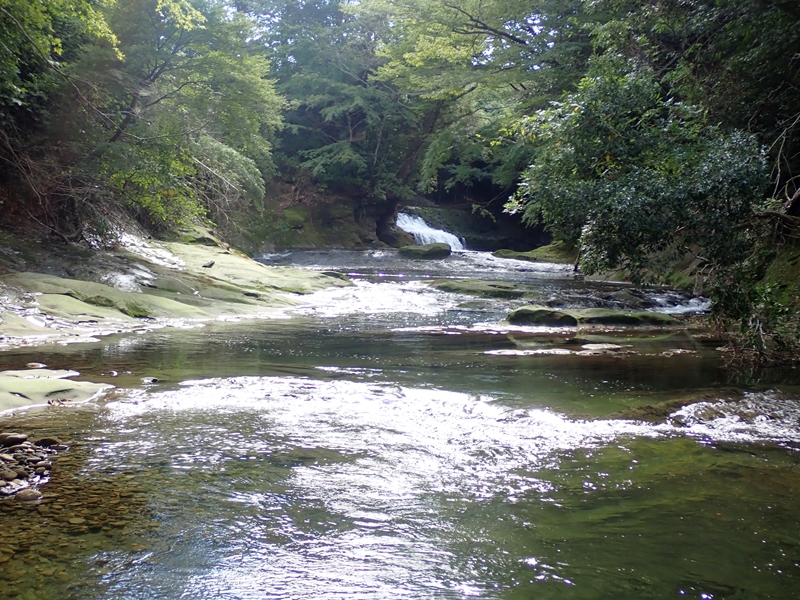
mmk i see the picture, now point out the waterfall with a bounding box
[396,213,465,250]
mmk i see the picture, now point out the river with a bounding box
[0,249,799,599]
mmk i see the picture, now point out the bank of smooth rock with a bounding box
[0,231,353,350]
[507,305,679,327]
[0,369,113,412]
[398,243,452,259]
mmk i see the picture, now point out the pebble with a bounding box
[0,429,154,592]
[0,431,62,501]
[14,489,42,502]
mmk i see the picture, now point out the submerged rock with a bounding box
[34,437,61,448]
[430,279,538,299]
[15,488,42,502]
[398,243,452,259]
[507,305,679,327]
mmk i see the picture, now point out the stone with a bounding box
[507,305,679,327]
[430,279,536,299]
[14,489,42,502]
[67,517,86,525]
[33,462,52,470]
[398,243,452,259]
[33,437,60,448]
[0,434,27,447]
[507,306,579,326]
[0,469,17,481]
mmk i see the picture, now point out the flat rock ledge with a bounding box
[0,368,114,412]
[0,432,66,502]
[398,243,452,259]
[507,305,679,327]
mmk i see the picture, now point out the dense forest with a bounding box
[1,0,799,360]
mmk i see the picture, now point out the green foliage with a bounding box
[259,0,417,200]
[8,0,285,230]
[0,0,117,117]
[710,241,800,362]
[94,136,203,229]
[507,56,768,281]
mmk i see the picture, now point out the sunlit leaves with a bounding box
[0,0,117,114]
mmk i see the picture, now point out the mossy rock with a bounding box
[431,279,537,299]
[120,302,151,318]
[507,305,679,327]
[282,206,310,229]
[177,225,222,247]
[398,243,452,259]
[493,242,578,264]
[82,295,116,308]
[507,306,580,326]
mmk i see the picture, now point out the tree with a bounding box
[247,0,419,202]
[0,0,117,119]
[506,56,768,281]
[41,0,284,229]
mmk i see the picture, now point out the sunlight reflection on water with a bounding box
[87,376,800,598]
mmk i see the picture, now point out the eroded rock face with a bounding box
[507,305,679,327]
[398,243,452,259]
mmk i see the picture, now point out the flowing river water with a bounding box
[1,249,800,599]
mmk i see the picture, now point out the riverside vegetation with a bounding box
[0,0,799,362]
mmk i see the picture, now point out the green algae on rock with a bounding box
[430,279,541,300]
[507,305,679,327]
[398,243,452,259]
[493,242,579,265]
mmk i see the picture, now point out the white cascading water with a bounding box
[396,213,465,250]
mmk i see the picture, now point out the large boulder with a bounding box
[492,242,579,265]
[507,306,579,326]
[398,243,452,259]
[507,305,678,327]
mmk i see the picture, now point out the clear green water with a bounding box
[1,251,799,599]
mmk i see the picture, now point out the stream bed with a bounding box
[1,250,799,599]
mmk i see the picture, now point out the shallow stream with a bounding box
[1,250,799,599]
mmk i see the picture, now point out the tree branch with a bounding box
[442,2,530,48]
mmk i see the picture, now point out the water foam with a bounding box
[396,213,465,250]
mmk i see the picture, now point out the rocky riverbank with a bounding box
[0,224,351,353]
[0,432,65,501]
